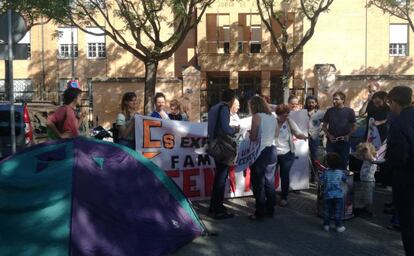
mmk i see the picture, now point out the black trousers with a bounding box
[394,185,414,256]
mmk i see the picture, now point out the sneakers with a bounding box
[323,225,330,231]
[336,226,346,233]
[279,200,288,207]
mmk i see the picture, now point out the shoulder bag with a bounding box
[206,104,237,166]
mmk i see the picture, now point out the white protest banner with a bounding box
[135,116,253,200]
[367,117,382,149]
[287,110,311,190]
[235,116,261,172]
[135,113,310,200]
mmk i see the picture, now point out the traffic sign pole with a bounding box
[7,10,16,154]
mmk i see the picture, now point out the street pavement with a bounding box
[173,184,404,256]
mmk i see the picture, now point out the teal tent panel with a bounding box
[0,142,74,256]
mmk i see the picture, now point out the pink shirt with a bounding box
[48,105,79,137]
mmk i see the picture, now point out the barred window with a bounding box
[87,42,106,58]
[389,24,408,56]
[86,27,106,59]
[57,27,78,59]
[389,43,407,56]
[58,44,79,58]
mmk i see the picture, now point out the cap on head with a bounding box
[67,80,81,90]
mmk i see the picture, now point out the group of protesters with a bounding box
[47,81,413,255]
[205,85,413,255]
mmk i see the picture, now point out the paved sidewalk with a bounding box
[173,184,404,256]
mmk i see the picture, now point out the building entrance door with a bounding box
[201,72,229,121]
[237,71,261,118]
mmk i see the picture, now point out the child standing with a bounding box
[321,152,347,232]
[354,142,378,217]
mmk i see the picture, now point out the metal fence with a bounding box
[0,79,35,101]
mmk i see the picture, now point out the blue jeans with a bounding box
[277,151,295,200]
[323,198,344,227]
[250,146,277,217]
[326,141,350,170]
[308,137,319,162]
[210,161,230,213]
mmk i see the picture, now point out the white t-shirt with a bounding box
[276,120,291,155]
[308,110,325,140]
[116,113,134,141]
[257,113,276,151]
[360,160,377,182]
[230,113,240,127]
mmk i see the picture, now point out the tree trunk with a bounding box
[144,59,158,115]
[282,56,291,104]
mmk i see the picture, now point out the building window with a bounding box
[389,24,408,56]
[86,27,106,58]
[250,25,261,53]
[206,14,230,53]
[238,14,261,53]
[58,27,78,59]
[390,43,407,56]
[223,26,230,54]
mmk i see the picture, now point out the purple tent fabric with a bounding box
[0,138,204,256]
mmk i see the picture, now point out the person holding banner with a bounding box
[207,89,240,219]
[359,81,379,117]
[288,94,301,111]
[116,92,139,149]
[368,91,390,143]
[275,104,308,207]
[304,95,325,178]
[230,98,241,127]
[150,92,170,119]
[168,99,184,121]
[248,96,278,221]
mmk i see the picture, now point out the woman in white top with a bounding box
[230,98,241,126]
[248,96,278,221]
[116,92,139,149]
[275,104,307,207]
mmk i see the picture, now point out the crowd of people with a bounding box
[46,81,413,255]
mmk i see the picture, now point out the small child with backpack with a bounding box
[321,152,347,232]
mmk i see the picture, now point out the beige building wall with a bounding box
[92,78,182,128]
[0,6,176,101]
[303,0,414,109]
[11,0,414,117]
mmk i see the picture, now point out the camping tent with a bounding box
[0,137,204,256]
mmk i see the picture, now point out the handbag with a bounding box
[206,105,237,166]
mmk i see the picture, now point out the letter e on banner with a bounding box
[183,169,200,197]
